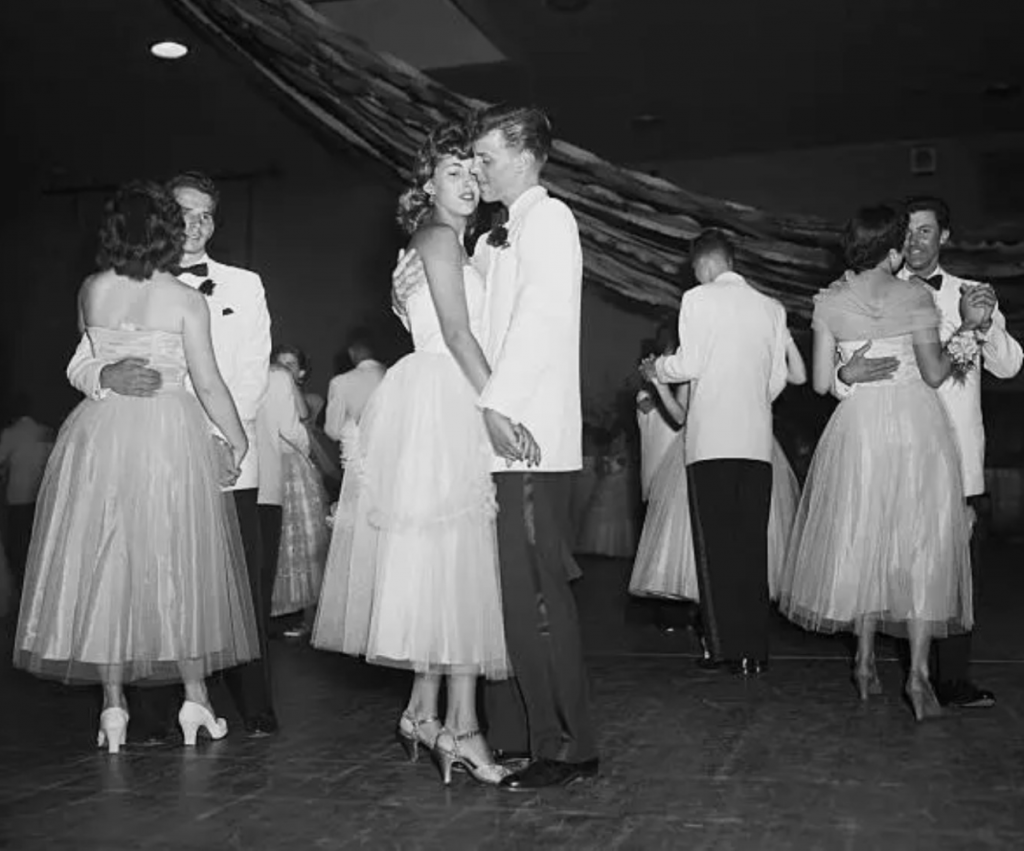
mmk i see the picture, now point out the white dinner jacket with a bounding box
[655,272,788,464]
[476,185,583,473]
[833,265,1022,496]
[66,254,272,491]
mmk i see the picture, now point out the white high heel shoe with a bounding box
[97,707,129,754]
[178,700,228,746]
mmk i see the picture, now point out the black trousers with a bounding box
[6,502,36,591]
[931,495,984,686]
[484,473,597,764]
[128,489,273,735]
[258,504,283,625]
[687,459,773,662]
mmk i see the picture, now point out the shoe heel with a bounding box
[97,707,129,754]
[396,729,419,763]
[178,701,228,746]
[180,720,199,747]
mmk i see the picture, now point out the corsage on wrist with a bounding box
[944,330,980,385]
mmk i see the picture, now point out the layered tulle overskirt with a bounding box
[14,390,259,683]
[777,382,972,636]
[312,351,508,679]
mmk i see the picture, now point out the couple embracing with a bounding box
[311,105,598,790]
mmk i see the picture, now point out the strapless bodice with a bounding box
[836,334,925,387]
[87,326,188,390]
[404,264,486,355]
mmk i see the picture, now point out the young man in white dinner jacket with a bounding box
[834,196,1022,709]
[642,228,789,677]
[66,171,276,738]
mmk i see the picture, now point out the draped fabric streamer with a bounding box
[168,0,1024,327]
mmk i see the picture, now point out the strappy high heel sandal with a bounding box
[396,712,441,763]
[431,728,510,786]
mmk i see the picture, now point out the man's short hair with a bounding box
[471,105,553,165]
[346,326,376,356]
[166,171,221,215]
[905,196,951,232]
[690,228,735,266]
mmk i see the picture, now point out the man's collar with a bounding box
[356,359,382,370]
[900,263,947,283]
[710,270,746,286]
[507,185,547,223]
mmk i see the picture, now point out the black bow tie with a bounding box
[925,274,943,290]
[198,279,216,296]
[174,263,209,278]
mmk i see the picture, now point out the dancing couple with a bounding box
[779,200,1021,718]
[312,105,599,789]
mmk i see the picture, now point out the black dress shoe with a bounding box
[243,711,279,737]
[936,681,996,709]
[696,656,727,671]
[729,658,768,676]
[499,758,599,791]
[492,747,531,763]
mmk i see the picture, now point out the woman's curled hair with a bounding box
[396,120,474,236]
[96,181,184,281]
[842,204,909,273]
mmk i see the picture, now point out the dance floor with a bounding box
[3,540,1024,850]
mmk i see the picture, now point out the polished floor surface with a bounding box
[2,541,1024,850]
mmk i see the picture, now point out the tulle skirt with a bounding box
[271,448,330,617]
[767,439,800,600]
[312,351,509,679]
[628,431,698,600]
[14,390,259,684]
[777,381,972,636]
[629,433,798,602]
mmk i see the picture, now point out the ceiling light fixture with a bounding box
[150,41,189,60]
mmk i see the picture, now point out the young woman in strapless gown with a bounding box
[312,121,516,785]
[777,205,972,721]
[14,182,259,751]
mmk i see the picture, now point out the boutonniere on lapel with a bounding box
[484,205,511,250]
[486,224,510,250]
[198,279,217,297]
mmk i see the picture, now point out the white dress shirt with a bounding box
[0,417,53,505]
[655,272,788,464]
[66,254,271,491]
[256,367,310,506]
[477,185,583,473]
[834,265,1022,496]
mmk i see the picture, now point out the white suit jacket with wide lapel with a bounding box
[477,185,583,473]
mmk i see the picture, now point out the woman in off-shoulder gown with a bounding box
[777,205,971,721]
[14,182,258,751]
[313,122,518,786]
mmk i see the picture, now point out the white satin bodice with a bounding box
[836,335,925,387]
[405,265,486,355]
[86,326,188,391]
